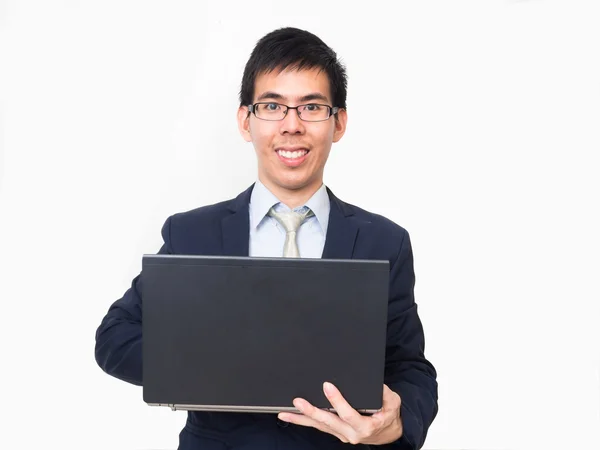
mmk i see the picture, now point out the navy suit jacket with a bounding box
[95,184,438,450]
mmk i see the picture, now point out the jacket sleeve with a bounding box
[380,229,438,449]
[94,217,173,386]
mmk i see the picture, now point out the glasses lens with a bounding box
[255,103,286,120]
[298,104,330,121]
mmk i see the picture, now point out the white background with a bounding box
[1,1,599,449]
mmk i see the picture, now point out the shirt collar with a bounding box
[249,179,331,234]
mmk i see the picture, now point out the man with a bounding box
[95,27,438,449]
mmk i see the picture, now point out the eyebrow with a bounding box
[255,91,330,104]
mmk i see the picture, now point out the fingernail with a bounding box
[323,382,334,395]
[278,413,288,421]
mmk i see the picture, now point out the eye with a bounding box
[265,103,281,111]
[304,104,322,111]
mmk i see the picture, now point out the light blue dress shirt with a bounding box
[248,180,330,259]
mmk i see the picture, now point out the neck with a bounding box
[259,177,323,210]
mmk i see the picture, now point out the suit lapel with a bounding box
[322,188,359,260]
[220,185,253,257]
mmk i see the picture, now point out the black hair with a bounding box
[239,27,347,110]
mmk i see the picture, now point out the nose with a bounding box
[280,108,305,135]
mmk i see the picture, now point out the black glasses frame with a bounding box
[247,102,340,122]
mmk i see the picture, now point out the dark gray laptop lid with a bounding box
[141,255,389,413]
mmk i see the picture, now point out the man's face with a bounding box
[238,67,347,195]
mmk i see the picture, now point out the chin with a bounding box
[276,178,313,191]
[278,182,308,191]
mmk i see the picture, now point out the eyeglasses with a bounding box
[248,102,340,122]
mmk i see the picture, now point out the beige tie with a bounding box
[267,206,315,257]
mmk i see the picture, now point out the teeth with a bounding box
[278,150,307,159]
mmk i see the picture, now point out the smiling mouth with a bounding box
[275,148,310,167]
[276,149,309,159]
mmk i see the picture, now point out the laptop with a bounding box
[141,254,389,414]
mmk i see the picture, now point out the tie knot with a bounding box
[267,206,315,233]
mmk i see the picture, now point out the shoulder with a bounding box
[330,191,412,264]
[163,185,253,232]
[163,197,235,235]
[338,198,414,268]
[157,194,242,253]
[335,195,409,242]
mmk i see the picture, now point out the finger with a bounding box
[278,412,349,443]
[292,397,354,437]
[322,382,365,427]
[369,385,400,425]
[381,384,402,412]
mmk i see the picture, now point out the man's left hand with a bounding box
[277,382,403,445]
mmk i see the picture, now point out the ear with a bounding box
[237,106,253,142]
[332,108,348,143]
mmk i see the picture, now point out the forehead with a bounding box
[253,67,331,103]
